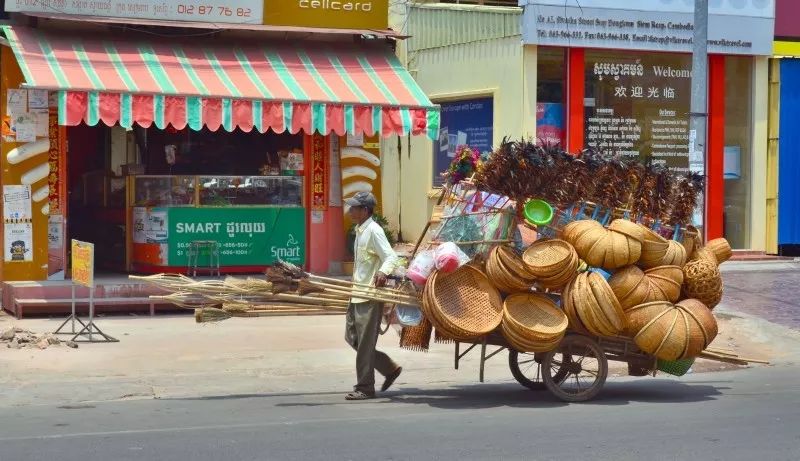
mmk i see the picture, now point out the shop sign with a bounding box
[521,0,775,56]
[71,239,94,287]
[167,207,305,266]
[584,51,691,174]
[536,103,563,146]
[264,0,388,30]
[47,107,63,214]
[433,98,493,187]
[5,1,264,24]
[311,134,328,211]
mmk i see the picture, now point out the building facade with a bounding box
[387,0,775,252]
[0,2,437,282]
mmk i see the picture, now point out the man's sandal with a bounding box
[345,390,375,400]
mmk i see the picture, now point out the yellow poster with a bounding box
[71,239,94,287]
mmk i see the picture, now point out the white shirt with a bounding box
[352,217,398,303]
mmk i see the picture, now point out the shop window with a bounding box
[723,57,753,249]
[433,97,494,187]
[536,47,566,147]
[584,50,692,174]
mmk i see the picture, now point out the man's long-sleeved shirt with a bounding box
[351,217,398,303]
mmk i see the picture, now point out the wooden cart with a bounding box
[454,331,658,402]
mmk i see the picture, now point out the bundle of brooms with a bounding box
[132,261,421,323]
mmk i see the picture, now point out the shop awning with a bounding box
[2,26,439,139]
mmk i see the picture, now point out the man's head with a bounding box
[345,191,377,224]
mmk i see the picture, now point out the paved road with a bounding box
[1,366,798,461]
[722,269,800,330]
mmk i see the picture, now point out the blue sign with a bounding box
[433,97,494,186]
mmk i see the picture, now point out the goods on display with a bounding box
[143,139,764,403]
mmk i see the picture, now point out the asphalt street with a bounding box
[1,366,798,461]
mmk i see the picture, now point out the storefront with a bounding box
[385,1,773,250]
[769,0,800,255]
[0,4,438,282]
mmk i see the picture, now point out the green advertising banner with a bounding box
[165,207,305,267]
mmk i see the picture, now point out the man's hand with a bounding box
[373,272,388,288]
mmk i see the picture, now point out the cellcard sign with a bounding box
[433,98,493,187]
[521,0,775,56]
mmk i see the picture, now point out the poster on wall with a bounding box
[584,51,692,174]
[433,98,494,187]
[4,222,33,262]
[536,103,564,146]
[310,134,329,211]
[3,185,32,221]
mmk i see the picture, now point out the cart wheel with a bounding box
[542,335,608,402]
[508,350,545,390]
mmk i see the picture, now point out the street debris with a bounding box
[1,327,78,350]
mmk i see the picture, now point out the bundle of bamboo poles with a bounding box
[132,262,421,324]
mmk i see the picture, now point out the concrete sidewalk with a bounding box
[1,297,798,408]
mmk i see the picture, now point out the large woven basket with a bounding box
[639,226,670,268]
[426,266,504,339]
[657,240,688,268]
[522,239,575,278]
[677,298,718,356]
[486,246,534,293]
[644,266,684,303]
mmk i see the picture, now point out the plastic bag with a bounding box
[434,242,470,273]
[407,250,436,285]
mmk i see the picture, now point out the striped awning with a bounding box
[3,26,439,139]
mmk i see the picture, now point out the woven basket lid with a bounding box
[502,318,564,352]
[608,219,647,243]
[659,241,688,267]
[504,293,568,337]
[587,272,626,332]
[563,219,602,245]
[573,226,606,257]
[584,235,610,268]
[645,265,684,284]
[561,278,589,334]
[488,247,532,293]
[609,266,645,302]
[429,265,504,337]
[522,239,575,276]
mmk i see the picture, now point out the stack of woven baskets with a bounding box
[501,293,568,352]
[522,239,580,289]
[422,265,504,341]
[485,246,536,293]
[562,271,626,337]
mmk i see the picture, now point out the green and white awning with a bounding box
[3,26,439,139]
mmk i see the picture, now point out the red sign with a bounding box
[47,108,63,214]
[310,134,328,211]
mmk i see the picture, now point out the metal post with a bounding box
[689,0,709,235]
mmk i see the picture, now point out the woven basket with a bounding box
[497,245,536,280]
[608,219,647,243]
[561,278,590,334]
[522,239,576,278]
[682,259,723,309]
[503,293,568,340]
[690,247,718,266]
[644,266,684,302]
[501,318,564,352]
[677,298,719,355]
[573,272,622,337]
[634,308,689,361]
[587,272,626,332]
[426,267,504,339]
[625,301,673,336]
[486,246,533,294]
[657,358,695,376]
[657,240,688,267]
[706,238,732,265]
[608,266,646,308]
[639,226,670,268]
[562,219,603,245]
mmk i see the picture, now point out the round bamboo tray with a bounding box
[497,245,536,280]
[563,219,603,245]
[503,293,568,340]
[501,318,564,353]
[522,239,576,278]
[644,266,684,302]
[561,277,590,335]
[426,266,504,339]
[573,272,620,337]
[639,226,670,268]
[682,259,723,309]
[706,238,732,265]
[486,246,533,294]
